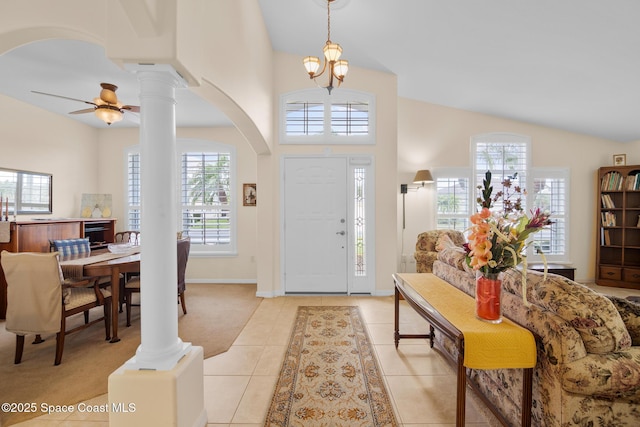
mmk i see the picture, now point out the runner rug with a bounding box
[264,306,398,427]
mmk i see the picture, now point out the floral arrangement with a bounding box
[464,171,553,305]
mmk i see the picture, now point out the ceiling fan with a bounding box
[32,83,140,125]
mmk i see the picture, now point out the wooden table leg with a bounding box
[110,267,121,343]
[522,368,533,427]
[394,287,400,348]
[456,353,466,427]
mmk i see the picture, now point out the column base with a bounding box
[108,346,207,427]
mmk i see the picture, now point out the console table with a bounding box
[393,273,536,427]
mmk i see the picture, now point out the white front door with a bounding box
[283,157,348,293]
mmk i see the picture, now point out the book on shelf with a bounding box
[625,174,640,191]
[601,194,615,208]
[601,211,616,227]
[601,228,611,246]
[601,171,624,191]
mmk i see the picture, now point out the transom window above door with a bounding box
[280,89,376,145]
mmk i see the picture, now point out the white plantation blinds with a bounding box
[281,90,375,144]
[180,152,232,246]
[127,153,141,230]
[436,177,470,232]
[331,102,369,136]
[471,133,569,261]
[474,137,529,211]
[531,170,569,258]
[285,102,324,136]
[126,141,237,254]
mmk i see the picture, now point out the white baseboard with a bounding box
[186,279,256,285]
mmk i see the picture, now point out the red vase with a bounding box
[475,271,502,323]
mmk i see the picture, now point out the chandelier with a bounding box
[303,0,349,94]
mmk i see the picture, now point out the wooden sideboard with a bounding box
[0,218,116,319]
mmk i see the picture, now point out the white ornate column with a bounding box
[109,65,206,427]
[127,66,190,370]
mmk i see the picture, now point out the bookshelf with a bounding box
[596,165,640,288]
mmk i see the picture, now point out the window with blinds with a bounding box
[127,153,141,230]
[285,102,324,136]
[281,89,375,144]
[436,177,470,232]
[531,171,569,258]
[331,102,369,136]
[126,140,237,254]
[471,133,569,261]
[473,137,529,211]
[180,152,232,246]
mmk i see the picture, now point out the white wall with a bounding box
[397,98,635,282]
[0,94,100,219]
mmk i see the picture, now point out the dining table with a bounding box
[59,248,140,343]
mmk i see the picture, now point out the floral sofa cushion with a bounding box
[532,277,631,354]
[562,349,640,399]
[414,230,466,273]
[608,296,640,346]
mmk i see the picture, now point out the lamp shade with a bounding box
[323,43,342,61]
[303,56,321,75]
[95,106,123,125]
[413,170,434,184]
[333,60,349,77]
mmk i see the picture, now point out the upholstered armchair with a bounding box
[1,251,112,365]
[414,229,466,273]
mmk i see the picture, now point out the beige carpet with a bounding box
[264,306,398,427]
[0,283,261,427]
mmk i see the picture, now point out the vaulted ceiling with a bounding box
[1,0,639,142]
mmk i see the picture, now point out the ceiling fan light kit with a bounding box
[32,82,139,125]
[303,0,349,94]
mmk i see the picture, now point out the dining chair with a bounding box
[124,237,190,327]
[50,237,113,319]
[1,250,112,365]
[113,231,140,311]
[114,231,140,245]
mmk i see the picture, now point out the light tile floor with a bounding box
[14,283,634,426]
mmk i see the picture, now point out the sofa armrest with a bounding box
[561,348,640,399]
[607,296,640,346]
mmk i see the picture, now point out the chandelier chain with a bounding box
[327,0,331,43]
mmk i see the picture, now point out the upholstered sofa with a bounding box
[413,230,466,273]
[431,247,640,427]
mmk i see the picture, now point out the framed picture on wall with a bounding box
[613,154,626,166]
[243,183,257,206]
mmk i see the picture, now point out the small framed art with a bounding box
[613,154,626,166]
[243,183,257,206]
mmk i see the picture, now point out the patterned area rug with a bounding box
[264,306,398,427]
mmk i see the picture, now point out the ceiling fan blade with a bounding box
[31,90,97,106]
[69,108,96,115]
[122,105,140,113]
[123,109,140,124]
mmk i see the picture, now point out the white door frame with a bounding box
[280,154,375,295]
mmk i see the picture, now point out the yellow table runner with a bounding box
[397,273,536,370]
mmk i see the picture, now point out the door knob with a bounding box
[336,231,345,236]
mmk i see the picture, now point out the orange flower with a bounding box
[470,208,491,224]
[468,222,491,242]
[469,239,492,269]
